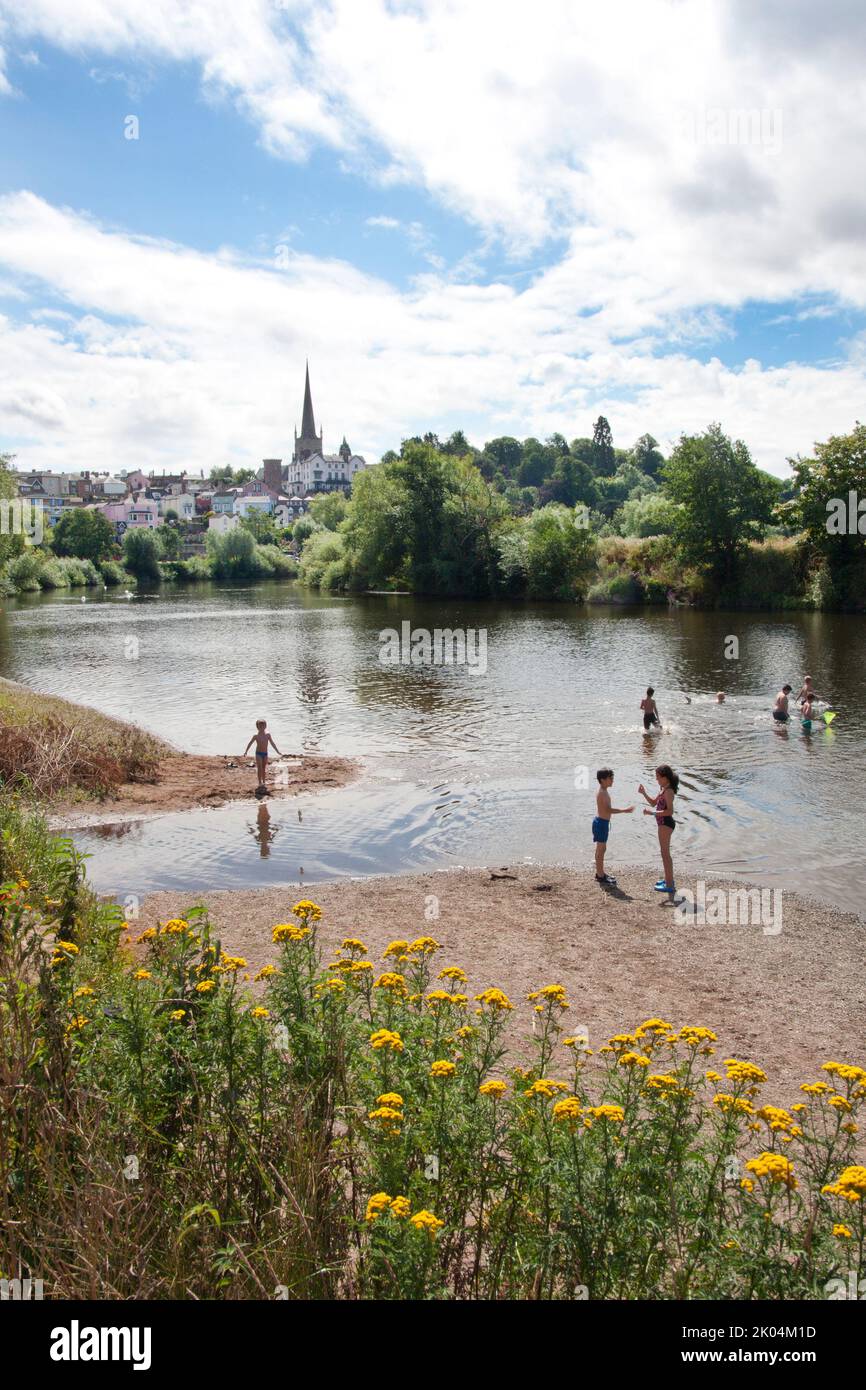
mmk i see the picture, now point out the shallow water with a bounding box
[2,584,864,914]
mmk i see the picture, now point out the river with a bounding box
[1,583,863,915]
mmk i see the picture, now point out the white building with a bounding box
[259,364,366,499]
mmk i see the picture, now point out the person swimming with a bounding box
[640,686,662,731]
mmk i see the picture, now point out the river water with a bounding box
[1,583,863,915]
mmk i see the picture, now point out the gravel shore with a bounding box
[138,863,866,1104]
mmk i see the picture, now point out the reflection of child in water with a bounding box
[249,803,278,859]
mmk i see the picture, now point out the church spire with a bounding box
[301,360,317,439]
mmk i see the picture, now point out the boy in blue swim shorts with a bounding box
[244,718,283,790]
[593,768,634,886]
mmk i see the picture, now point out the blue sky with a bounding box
[1,0,865,476]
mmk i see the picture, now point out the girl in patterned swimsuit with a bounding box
[638,763,679,894]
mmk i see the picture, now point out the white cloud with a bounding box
[0,1,865,473]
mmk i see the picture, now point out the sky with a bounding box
[0,0,865,477]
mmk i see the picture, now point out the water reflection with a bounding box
[3,584,865,915]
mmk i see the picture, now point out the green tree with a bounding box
[207,527,265,581]
[631,433,665,478]
[591,416,616,476]
[0,453,23,568]
[522,504,598,600]
[52,508,116,563]
[616,493,681,538]
[785,422,866,605]
[308,492,349,531]
[123,527,163,582]
[663,424,780,586]
[240,508,277,543]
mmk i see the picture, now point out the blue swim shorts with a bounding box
[592,816,610,844]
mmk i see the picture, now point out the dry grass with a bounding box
[0,678,171,802]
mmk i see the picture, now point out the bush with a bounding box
[2,877,863,1300]
[255,544,297,578]
[123,528,163,583]
[99,560,128,587]
[6,551,44,591]
[54,556,101,588]
[36,558,70,590]
[298,531,345,588]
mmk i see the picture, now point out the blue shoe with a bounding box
[654,881,675,892]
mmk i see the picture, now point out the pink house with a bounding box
[98,499,159,537]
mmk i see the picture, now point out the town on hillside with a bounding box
[12,364,366,554]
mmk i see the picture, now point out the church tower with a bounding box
[293,361,324,463]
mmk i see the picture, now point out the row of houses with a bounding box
[13,364,368,543]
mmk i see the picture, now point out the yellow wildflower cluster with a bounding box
[618,1051,651,1069]
[341,937,368,955]
[527,984,570,1011]
[136,927,157,943]
[160,918,189,935]
[273,922,310,943]
[479,1080,507,1099]
[723,1059,767,1087]
[370,1028,404,1052]
[430,1059,456,1078]
[409,936,441,955]
[526,1078,569,1098]
[712,1093,754,1115]
[314,977,347,997]
[374,971,408,996]
[292,900,322,923]
[215,953,247,973]
[254,965,279,981]
[195,979,217,994]
[250,1006,270,1019]
[474,988,513,1012]
[745,1152,797,1190]
[368,1105,403,1135]
[552,1097,583,1124]
[822,1166,866,1204]
[438,966,468,984]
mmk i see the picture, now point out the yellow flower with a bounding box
[365,1192,391,1222]
[430,1059,456,1078]
[383,940,409,958]
[526,1079,570,1098]
[618,1051,651,1068]
[821,1062,866,1084]
[349,960,374,974]
[587,1104,625,1123]
[377,1092,404,1107]
[833,1224,853,1239]
[527,984,570,1009]
[217,953,247,972]
[740,1177,754,1192]
[822,1166,866,1203]
[800,1080,831,1094]
[679,1025,717,1044]
[479,1080,507,1098]
[250,1006,270,1019]
[828,1095,852,1112]
[195,979,217,994]
[368,1106,403,1128]
[341,937,368,955]
[273,922,310,943]
[315,977,346,996]
[409,1209,444,1236]
[647,1074,681,1093]
[640,1018,674,1033]
[254,965,279,980]
[160,918,189,934]
[744,1152,797,1190]
[64,1014,89,1035]
[73,985,95,998]
[292,899,322,922]
[170,1009,186,1021]
[373,971,408,995]
[474,988,514,1012]
[723,1058,767,1086]
[756,1105,799,1133]
[136,927,157,942]
[55,940,79,955]
[705,1070,722,1082]
[438,965,467,984]
[389,1196,411,1219]
[409,936,441,955]
[552,1097,583,1124]
[370,1028,404,1052]
[133,969,152,981]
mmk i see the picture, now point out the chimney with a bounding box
[263,458,283,493]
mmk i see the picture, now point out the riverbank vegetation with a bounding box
[295,421,865,609]
[0,456,298,597]
[1,815,863,1299]
[0,679,168,803]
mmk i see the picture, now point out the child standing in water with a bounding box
[638,764,678,894]
[592,768,634,887]
[244,719,283,790]
[640,687,662,731]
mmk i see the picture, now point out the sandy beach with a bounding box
[51,750,360,827]
[138,863,866,1104]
